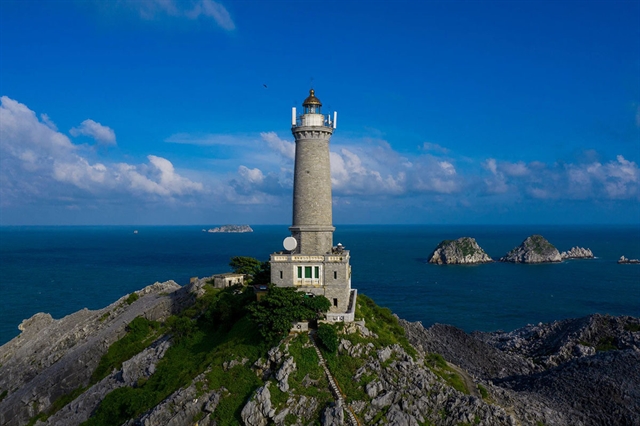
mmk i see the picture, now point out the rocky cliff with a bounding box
[1,280,638,426]
[402,314,640,426]
[499,234,562,263]
[560,246,594,259]
[428,237,493,264]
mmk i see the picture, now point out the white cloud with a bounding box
[135,0,235,30]
[421,142,449,154]
[0,96,203,207]
[261,132,295,160]
[70,119,116,145]
[481,155,639,200]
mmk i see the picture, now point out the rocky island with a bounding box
[499,234,562,263]
[618,255,640,264]
[205,225,253,233]
[427,237,493,264]
[1,277,638,426]
[560,246,594,259]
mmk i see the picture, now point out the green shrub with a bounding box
[317,324,338,353]
[125,292,139,305]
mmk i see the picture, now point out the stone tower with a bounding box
[270,89,356,322]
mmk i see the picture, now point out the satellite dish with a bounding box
[283,237,297,251]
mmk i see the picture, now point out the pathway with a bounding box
[309,331,360,426]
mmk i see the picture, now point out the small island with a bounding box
[204,225,253,233]
[618,256,640,264]
[428,237,493,264]
[500,234,562,263]
[560,247,594,260]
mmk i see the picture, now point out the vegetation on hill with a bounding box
[249,286,331,343]
[228,256,271,284]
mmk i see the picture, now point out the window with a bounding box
[280,270,283,279]
[333,298,338,307]
[334,271,337,279]
[315,266,320,279]
[297,266,302,279]
[305,266,312,278]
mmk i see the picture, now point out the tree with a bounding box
[248,286,331,344]
[317,323,338,353]
[253,261,271,285]
[229,256,262,278]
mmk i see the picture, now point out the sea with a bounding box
[1,225,639,346]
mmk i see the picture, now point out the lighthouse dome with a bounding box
[302,89,322,107]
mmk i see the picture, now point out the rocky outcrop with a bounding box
[206,225,253,233]
[561,246,594,259]
[0,279,202,426]
[402,314,640,426]
[428,237,493,264]
[499,234,562,263]
[3,276,639,426]
[36,338,172,426]
[618,255,640,264]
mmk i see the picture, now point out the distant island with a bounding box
[203,225,253,233]
[427,234,596,265]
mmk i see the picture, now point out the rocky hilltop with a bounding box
[402,314,640,426]
[560,246,594,259]
[1,279,638,426]
[428,237,493,264]
[205,225,253,233]
[499,234,562,263]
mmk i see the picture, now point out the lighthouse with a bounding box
[270,89,356,321]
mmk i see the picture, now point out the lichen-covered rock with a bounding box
[499,235,561,263]
[561,247,594,259]
[428,237,493,264]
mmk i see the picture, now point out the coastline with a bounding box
[1,224,639,345]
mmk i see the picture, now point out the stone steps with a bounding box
[309,332,359,426]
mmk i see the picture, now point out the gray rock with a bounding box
[561,247,594,259]
[0,280,183,426]
[275,356,296,392]
[321,400,344,426]
[500,235,562,263]
[241,382,274,426]
[428,237,493,264]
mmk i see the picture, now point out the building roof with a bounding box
[302,89,322,107]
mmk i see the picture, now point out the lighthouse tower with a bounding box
[270,89,356,321]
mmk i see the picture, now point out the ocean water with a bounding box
[1,225,639,346]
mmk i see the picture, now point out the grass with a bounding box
[91,317,162,383]
[81,286,266,426]
[624,323,640,332]
[354,294,417,359]
[477,384,489,400]
[424,353,469,395]
[595,336,618,352]
[125,292,139,305]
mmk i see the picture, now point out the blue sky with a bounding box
[1,0,638,225]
